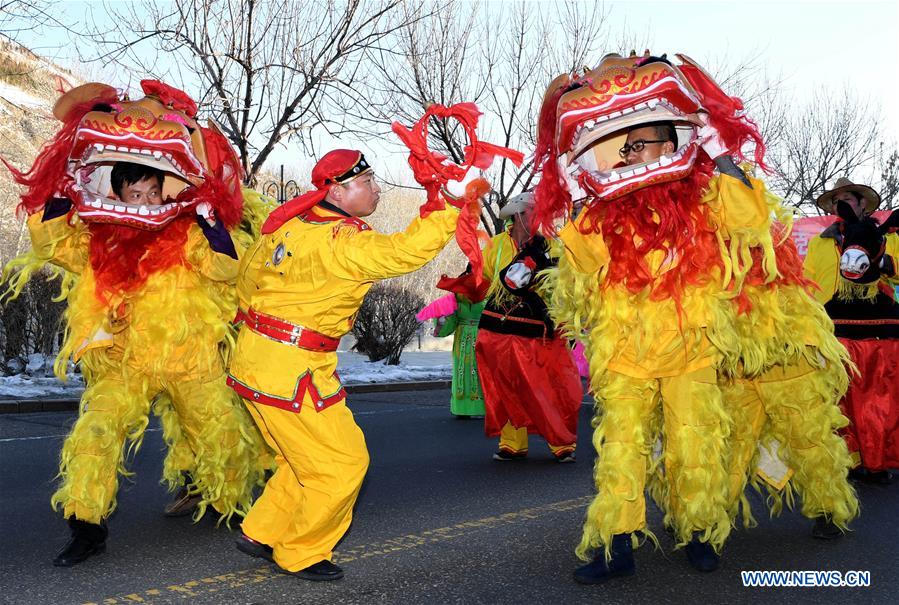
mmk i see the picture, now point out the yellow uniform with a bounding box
[24,210,266,524]
[229,202,459,572]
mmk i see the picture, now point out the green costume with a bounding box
[435,295,486,416]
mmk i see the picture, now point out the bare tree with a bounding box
[361,0,615,234]
[0,1,71,46]
[765,87,882,214]
[79,0,423,184]
[876,143,899,211]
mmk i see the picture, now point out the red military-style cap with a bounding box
[262,149,372,234]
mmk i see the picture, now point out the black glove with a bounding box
[41,197,73,222]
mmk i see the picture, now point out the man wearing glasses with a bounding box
[227,149,469,581]
[619,123,678,165]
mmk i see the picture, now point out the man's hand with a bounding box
[196,201,216,227]
[503,257,536,289]
[445,167,481,199]
[696,112,729,160]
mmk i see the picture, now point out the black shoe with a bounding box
[554,449,576,463]
[53,519,107,567]
[164,486,203,517]
[811,516,843,540]
[285,560,344,582]
[685,533,719,572]
[236,532,274,563]
[573,534,635,584]
[867,470,893,485]
[493,449,527,461]
[848,467,867,482]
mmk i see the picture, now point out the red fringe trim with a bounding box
[89,217,191,303]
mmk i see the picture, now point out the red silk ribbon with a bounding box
[391,102,524,218]
[392,103,523,302]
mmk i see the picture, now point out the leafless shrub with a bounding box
[351,283,424,365]
[0,268,66,373]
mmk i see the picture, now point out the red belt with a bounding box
[236,308,341,352]
[227,373,346,414]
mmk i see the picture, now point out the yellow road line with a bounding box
[82,495,591,605]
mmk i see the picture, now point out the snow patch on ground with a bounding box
[0,351,452,400]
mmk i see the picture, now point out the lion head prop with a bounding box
[533,52,767,232]
[7,80,243,231]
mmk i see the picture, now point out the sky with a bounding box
[6,0,899,183]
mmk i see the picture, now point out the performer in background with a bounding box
[434,291,487,418]
[475,192,582,463]
[804,178,899,484]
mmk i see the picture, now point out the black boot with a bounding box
[53,518,107,567]
[811,516,843,540]
[685,533,719,572]
[573,533,635,584]
[164,472,202,517]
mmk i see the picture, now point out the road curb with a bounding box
[0,380,452,414]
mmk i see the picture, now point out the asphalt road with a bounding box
[0,388,896,605]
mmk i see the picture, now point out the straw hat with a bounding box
[815,177,881,215]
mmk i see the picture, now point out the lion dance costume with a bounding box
[528,53,857,581]
[1,81,269,565]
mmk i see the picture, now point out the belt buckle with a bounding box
[288,326,302,345]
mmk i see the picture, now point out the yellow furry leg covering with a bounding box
[755,357,858,528]
[578,371,658,561]
[655,367,733,551]
[51,371,151,524]
[719,378,768,529]
[158,375,270,526]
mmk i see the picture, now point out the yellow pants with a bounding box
[578,366,732,559]
[722,355,859,528]
[498,422,575,455]
[53,370,261,524]
[241,397,370,572]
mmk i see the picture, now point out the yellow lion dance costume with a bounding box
[528,53,857,582]
[1,81,270,566]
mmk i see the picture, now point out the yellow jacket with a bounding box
[27,211,241,379]
[556,174,771,378]
[803,230,899,305]
[227,203,459,410]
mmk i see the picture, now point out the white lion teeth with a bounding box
[114,205,125,212]
[647,99,659,110]
[659,154,672,167]
[140,149,152,155]
[646,161,661,171]
[138,206,149,215]
[124,206,137,214]
[607,171,622,182]
[93,143,104,152]
[152,150,163,159]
